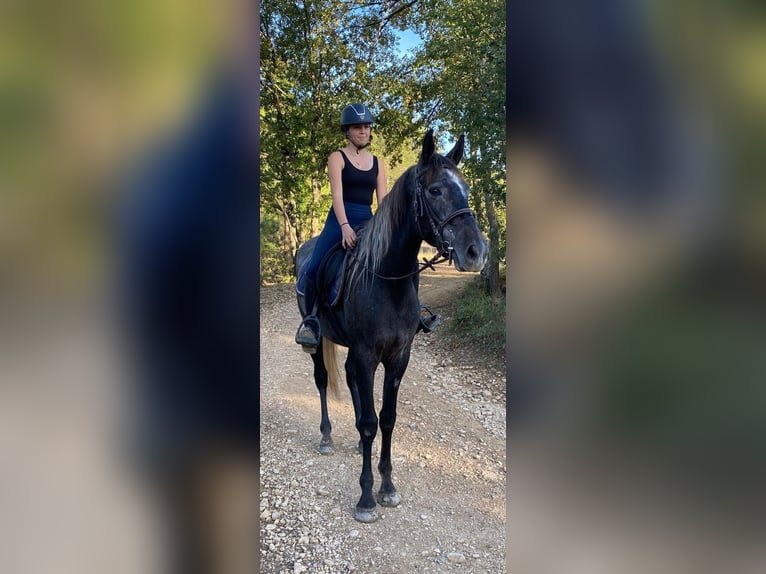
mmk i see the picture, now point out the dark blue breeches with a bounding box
[299,202,372,293]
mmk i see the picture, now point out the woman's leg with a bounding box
[296,203,373,348]
[343,202,373,231]
[296,211,343,347]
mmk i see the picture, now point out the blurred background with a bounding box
[509,1,766,572]
[0,1,257,573]
[3,0,766,571]
[0,1,234,302]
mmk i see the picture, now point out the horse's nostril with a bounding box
[464,243,489,269]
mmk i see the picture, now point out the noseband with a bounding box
[413,171,476,263]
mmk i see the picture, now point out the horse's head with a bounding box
[415,129,488,272]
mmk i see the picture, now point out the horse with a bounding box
[295,129,488,523]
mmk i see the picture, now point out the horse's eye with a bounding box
[428,186,442,196]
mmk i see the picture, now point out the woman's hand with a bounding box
[341,223,357,249]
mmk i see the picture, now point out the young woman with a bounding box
[295,104,440,348]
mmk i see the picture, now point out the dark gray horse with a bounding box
[295,129,488,522]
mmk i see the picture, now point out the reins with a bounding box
[347,247,452,281]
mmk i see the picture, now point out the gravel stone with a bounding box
[447,551,467,563]
[259,279,506,574]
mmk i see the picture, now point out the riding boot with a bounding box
[295,280,320,350]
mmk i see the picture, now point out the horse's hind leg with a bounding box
[311,340,334,454]
[377,351,410,508]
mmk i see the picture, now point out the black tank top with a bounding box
[338,150,378,206]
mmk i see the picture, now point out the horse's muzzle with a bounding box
[454,239,489,272]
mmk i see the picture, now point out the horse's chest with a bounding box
[351,297,417,328]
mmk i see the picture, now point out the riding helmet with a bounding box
[340,104,374,129]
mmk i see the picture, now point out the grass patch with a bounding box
[444,276,506,358]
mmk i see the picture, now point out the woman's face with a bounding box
[346,123,371,146]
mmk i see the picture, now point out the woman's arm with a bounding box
[375,157,388,204]
[328,151,358,249]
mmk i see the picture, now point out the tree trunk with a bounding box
[281,215,297,260]
[311,177,322,236]
[482,187,502,299]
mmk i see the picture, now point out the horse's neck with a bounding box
[377,223,422,276]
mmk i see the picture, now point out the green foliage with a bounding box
[406,0,506,295]
[260,211,295,284]
[444,276,506,356]
[260,0,420,249]
[259,0,506,287]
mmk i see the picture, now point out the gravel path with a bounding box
[259,268,506,573]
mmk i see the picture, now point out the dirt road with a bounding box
[259,268,507,573]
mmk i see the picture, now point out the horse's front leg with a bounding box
[346,350,379,523]
[310,339,333,454]
[377,348,410,508]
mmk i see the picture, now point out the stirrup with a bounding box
[417,304,441,334]
[295,315,320,349]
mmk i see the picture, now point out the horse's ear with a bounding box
[419,129,435,165]
[446,134,465,166]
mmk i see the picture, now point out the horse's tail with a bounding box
[322,338,342,399]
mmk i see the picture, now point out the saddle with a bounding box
[316,241,351,309]
[294,238,354,349]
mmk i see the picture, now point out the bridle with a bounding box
[346,167,476,281]
[413,169,476,265]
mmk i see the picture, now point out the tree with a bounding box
[259,0,505,288]
[259,0,421,281]
[406,0,506,297]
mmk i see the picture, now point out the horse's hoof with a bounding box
[317,443,334,455]
[377,491,401,507]
[354,507,378,523]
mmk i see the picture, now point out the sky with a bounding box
[394,28,422,57]
[391,28,456,147]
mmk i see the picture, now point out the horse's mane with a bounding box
[346,166,414,290]
[346,153,459,290]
